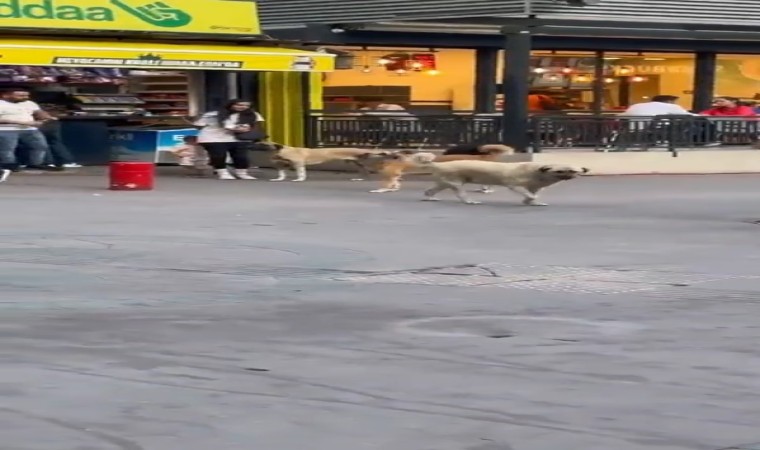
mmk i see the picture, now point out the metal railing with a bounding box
[307,113,760,154]
[307,113,500,149]
[530,115,760,155]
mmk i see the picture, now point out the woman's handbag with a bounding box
[234,129,268,141]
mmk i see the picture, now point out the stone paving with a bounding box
[2,169,760,450]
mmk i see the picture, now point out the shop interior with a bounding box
[3,65,206,165]
[320,48,760,113]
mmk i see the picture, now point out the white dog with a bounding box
[411,152,588,206]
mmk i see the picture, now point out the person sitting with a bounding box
[620,95,695,117]
[700,97,756,116]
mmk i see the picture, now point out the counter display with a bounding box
[2,67,201,165]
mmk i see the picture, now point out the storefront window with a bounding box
[321,47,475,112]
[716,55,760,111]
[497,51,597,112]
[601,52,695,110]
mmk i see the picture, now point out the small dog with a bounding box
[370,144,514,194]
[266,144,396,182]
[411,152,588,206]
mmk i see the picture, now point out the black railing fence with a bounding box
[307,113,760,153]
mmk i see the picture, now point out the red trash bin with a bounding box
[109,162,155,191]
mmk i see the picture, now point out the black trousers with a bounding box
[201,142,250,170]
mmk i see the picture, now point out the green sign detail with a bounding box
[110,0,192,28]
[0,0,193,27]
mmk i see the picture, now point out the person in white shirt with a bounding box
[0,88,52,174]
[620,95,695,116]
[194,99,265,180]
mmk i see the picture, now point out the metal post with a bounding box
[474,48,498,114]
[592,50,605,114]
[692,52,717,113]
[500,27,531,152]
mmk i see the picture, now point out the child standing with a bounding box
[170,135,210,176]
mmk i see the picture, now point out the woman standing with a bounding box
[194,99,265,180]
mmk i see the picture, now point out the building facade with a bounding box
[258,0,760,150]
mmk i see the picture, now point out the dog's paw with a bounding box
[421,197,440,202]
[292,179,306,182]
[523,199,548,206]
[370,188,396,193]
[350,178,365,182]
[476,188,495,194]
[464,200,483,205]
[269,178,286,182]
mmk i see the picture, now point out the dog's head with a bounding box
[409,152,438,165]
[536,165,589,180]
[479,144,515,156]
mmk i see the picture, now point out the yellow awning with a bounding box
[0,38,335,72]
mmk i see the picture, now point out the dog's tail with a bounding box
[480,144,515,156]
[409,152,438,165]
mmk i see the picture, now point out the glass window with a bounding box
[716,54,760,112]
[601,52,695,110]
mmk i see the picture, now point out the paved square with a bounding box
[2,170,760,450]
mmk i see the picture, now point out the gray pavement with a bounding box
[2,169,760,450]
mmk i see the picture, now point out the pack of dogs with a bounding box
[250,142,588,207]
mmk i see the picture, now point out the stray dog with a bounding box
[370,144,514,193]
[411,152,588,206]
[267,144,396,182]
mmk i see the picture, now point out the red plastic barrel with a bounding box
[109,162,155,191]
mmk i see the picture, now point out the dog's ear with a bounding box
[581,167,590,174]
[539,165,553,173]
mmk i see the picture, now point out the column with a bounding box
[592,50,605,114]
[692,52,717,113]
[500,27,532,152]
[474,48,498,113]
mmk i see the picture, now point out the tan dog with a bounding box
[268,144,396,182]
[411,152,588,206]
[370,144,514,193]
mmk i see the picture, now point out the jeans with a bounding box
[201,142,250,170]
[0,129,49,170]
[41,121,75,166]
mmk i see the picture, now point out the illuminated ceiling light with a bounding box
[533,67,547,74]
[631,76,647,82]
[547,75,560,81]
[378,58,391,66]
[427,69,441,76]
[619,67,632,75]
[604,77,616,83]
[411,61,424,69]
[395,68,407,75]
[575,75,589,82]
[561,67,573,74]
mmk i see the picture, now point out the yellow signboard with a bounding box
[0,39,335,72]
[0,0,261,34]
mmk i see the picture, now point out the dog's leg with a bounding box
[270,169,288,182]
[349,160,371,182]
[476,185,494,194]
[422,182,449,201]
[293,164,307,182]
[452,184,482,205]
[370,171,401,193]
[508,186,548,206]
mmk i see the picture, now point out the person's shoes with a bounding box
[0,169,10,183]
[232,169,256,180]
[62,163,83,168]
[27,165,64,172]
[216,169,236,180]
